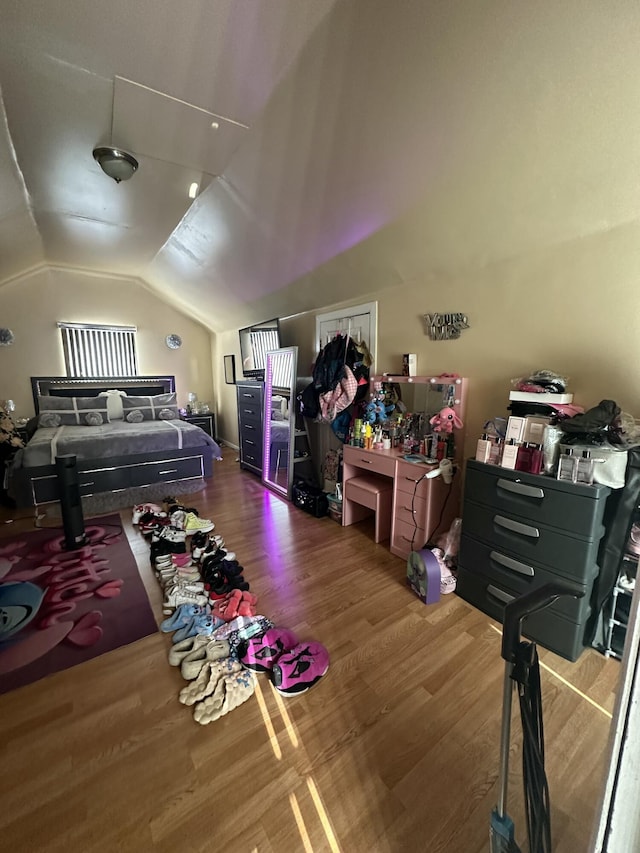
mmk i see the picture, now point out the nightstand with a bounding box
[182,412,216,440]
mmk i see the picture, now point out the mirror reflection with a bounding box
[377,379,459,418]
[263,347,298,499]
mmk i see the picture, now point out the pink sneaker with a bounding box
[271,642,329,695]
[240,628,298,673]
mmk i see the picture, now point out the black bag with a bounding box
[292,482,328,518]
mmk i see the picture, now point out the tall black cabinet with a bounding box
[456,459,611,661]
[236,380,264,475]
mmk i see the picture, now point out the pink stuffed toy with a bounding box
[430,406,463,434]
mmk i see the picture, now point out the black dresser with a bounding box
[236,380,264,475]
[457,459,611,661]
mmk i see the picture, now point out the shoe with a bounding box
[168,633,210,666]
[179,658,242,706]
[172,613,225,645]
[139,513,170,535]
[151,526,187,545]
[160,603,210,633]
[162,587,209,615]
[132,503,164,524]
[181,638,231,680]
[150,540,187,563]
[190,531,209,558]
[163,496,200,516]
[193,669,255,725]
[271,642,330,696]
[240,627,298,672]
[184,512,215,535]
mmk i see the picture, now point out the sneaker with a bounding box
[184,512,215,535]
[150,540,187,562]
[151,526,187,544]
[132,503,164,524]
[271,642,330,695]
[240,628,299,673]
[162,587,209,615]
[139,513,170,535]
[193,536,226,562]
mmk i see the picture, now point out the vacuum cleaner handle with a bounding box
[501,581,585,662]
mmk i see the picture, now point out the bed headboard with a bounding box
[31,376,176,413]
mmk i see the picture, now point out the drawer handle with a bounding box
[404,476,419,484]
[359,459,373,464]
[487,584,515,605]
[497,478,545,499]
[80,481,95,487]
[494,515,540,539]
[159,469,178,475]
[245,424,255,430]
[243,409,254,415]
[490,550,535,577]
[246,440,255,446]
[242,393,253,398]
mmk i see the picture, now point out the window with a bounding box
[57,322,138,377]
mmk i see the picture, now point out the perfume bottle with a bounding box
[515,443,532,472]
[488,437,503,465]
[576,449,594,485]
[528,443,544,475]
[500,439,519,470]
[557,448,578,482]
[476,434,492,463]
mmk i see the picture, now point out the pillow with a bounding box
[98,389,127,421]
[37,395,109,427]
[121,392,179,422]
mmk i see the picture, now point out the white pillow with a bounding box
[99,390,127,421]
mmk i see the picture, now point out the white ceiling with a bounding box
[2,1,640,333]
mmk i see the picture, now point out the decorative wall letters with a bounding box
[423,313,470,341]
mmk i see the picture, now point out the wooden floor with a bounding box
[0,455,620,852]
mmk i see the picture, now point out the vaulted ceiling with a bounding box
[2,1,640,333]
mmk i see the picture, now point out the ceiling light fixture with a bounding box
[210,121,219,130]
[188,182,199,199]
[92,146,139,183]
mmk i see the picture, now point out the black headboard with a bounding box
[31,376,176,413]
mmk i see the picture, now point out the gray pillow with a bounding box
[37,395,109,427]
[121,392,179,421]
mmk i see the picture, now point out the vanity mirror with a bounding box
[371,374,468,461]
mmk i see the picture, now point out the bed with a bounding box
[8,375,222,507]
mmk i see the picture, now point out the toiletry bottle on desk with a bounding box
[528,443,544,475]
[476,434,491,463]
[515,443,532,472]
[500,439,519,469]
[557,448,578,482]
[488,437,503,465]
[576,449,594,485]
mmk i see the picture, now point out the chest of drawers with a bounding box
[456,459,611,661]
[236,381,264,475]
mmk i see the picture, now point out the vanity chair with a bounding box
[341,375,468,559]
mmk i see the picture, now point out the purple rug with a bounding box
[0,514,157,694]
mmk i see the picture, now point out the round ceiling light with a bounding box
[92,146,139,183]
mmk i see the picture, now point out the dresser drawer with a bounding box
[237,384,262,405]
[392,516,427,556]
[456,564,589,661]
[128,455,204,487]
[465,460,610,537]
[238,401,262,424]
[395,460,432,498]
[462,499,603,577]
[240,419,262,441]
[394,492,428,528]
[343,445,397,477]
[77,465,130,495]
[458,534,596,622]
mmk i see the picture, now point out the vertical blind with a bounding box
[58,322,138,377]
[250,329,280,377]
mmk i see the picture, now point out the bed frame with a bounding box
[11,375,215,507]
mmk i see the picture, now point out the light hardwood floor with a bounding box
[0,456,620,852]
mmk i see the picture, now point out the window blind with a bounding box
[58,322,138,377]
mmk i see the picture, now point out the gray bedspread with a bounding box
[13,420,222,469]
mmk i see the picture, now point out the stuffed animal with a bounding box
[430,406,463,434]
[364,391,395,425]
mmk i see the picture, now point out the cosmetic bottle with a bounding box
[528,444,544,475]
[476,434,492,463]
[515,443,532,472]
[488,437,503,465]
[557,448,578,483]
[500,439,519,470]
[436,436,446,461]
[576,449,595,485]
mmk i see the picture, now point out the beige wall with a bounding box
[0,266,215,418]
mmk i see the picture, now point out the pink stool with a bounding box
[343,474,393,543]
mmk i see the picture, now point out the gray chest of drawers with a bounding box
[456,459,611,661]
[236,380,264,475]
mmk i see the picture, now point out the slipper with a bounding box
[160,603,209,633]
[271,642,330,696]
[168,633,210,666]
[193,669,255,725]
[179,658,242,705]
[171,613,224,644]
[211,615,273,642]
[180,639,231,680]
[240,627,298,672]
[440,572,457,594]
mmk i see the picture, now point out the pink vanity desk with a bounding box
[341,375,467,560]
